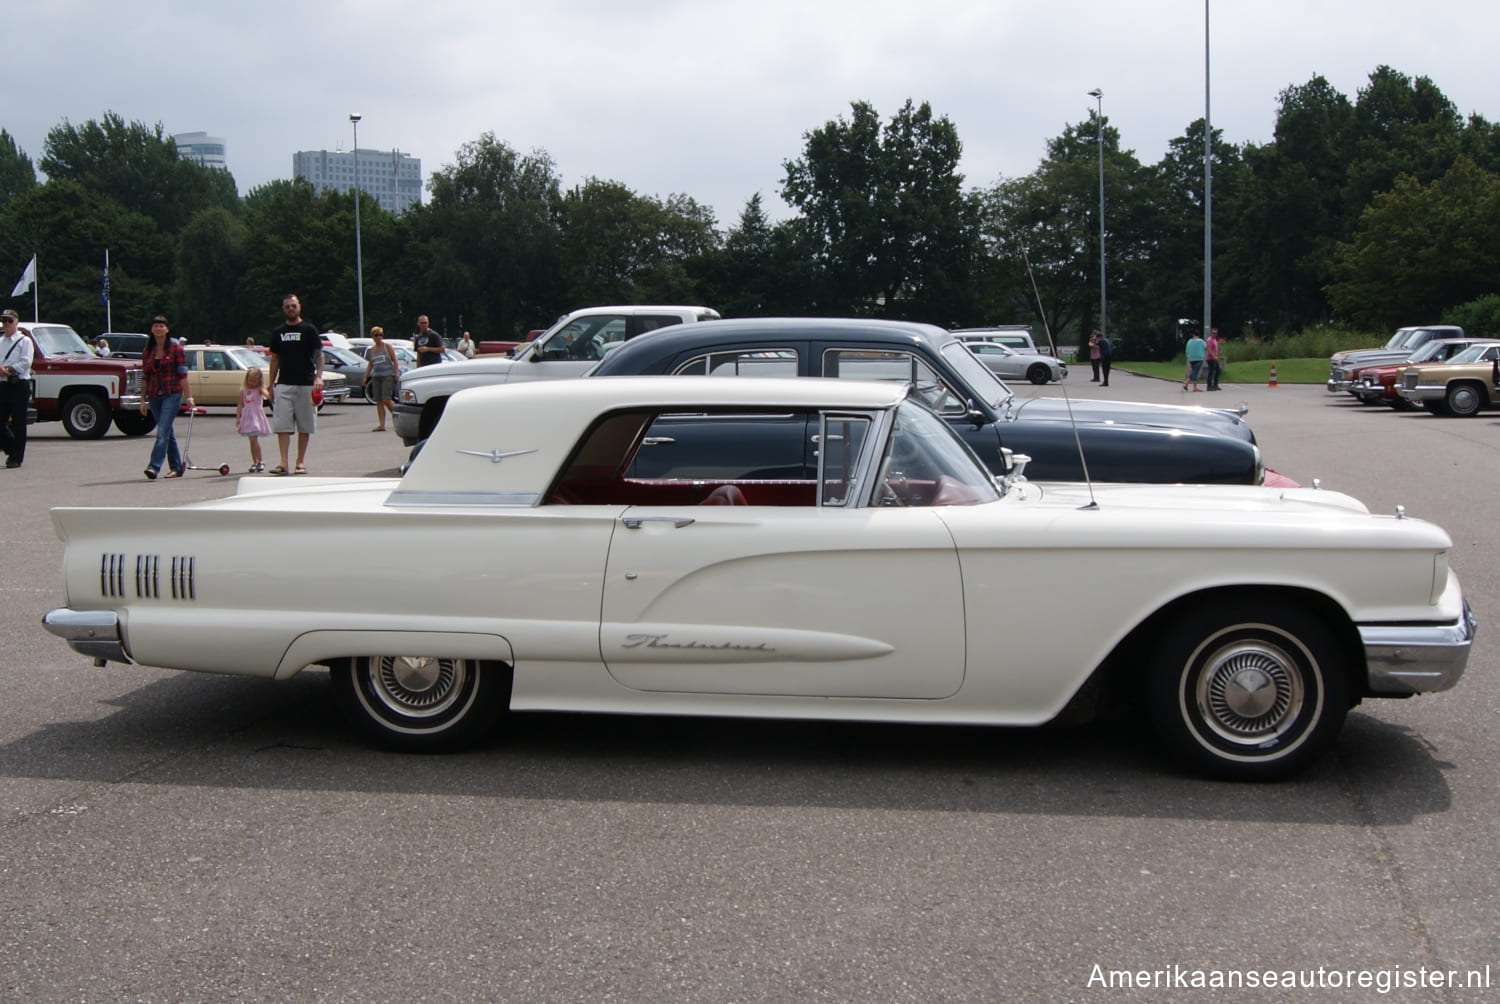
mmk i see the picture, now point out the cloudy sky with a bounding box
[9,1,1496,225]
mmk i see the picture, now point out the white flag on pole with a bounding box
[10,255,36,297]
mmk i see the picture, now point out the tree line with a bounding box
[3,66,1498,359]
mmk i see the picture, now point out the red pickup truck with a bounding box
[476,329,545,356]
[21,321,154,438]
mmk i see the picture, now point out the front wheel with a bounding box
[60,392,111,439]
[331,655,510,751]
[1026,363,1052,385]
[113,410,156,436]
[1146,601,1349,780]
[1444,382,1485,418]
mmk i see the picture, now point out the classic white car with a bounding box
[43,378,1474,780]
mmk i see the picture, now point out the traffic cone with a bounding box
[1268,363,1278,388]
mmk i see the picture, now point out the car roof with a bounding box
[593,317,954,373]
[398,376,910,501]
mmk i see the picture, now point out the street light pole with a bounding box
[349,113,366,342]
[1203,0,1213,342]
[1087,88,1105,342]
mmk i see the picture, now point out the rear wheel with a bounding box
[1147,600,1349,780]
[331,655,510,751]
[60,392,111,439]
[1026,363,1052,385]
[1444,382,1485,417]
[113,410,156,436]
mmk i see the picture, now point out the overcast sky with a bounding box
[9,1,1496,226]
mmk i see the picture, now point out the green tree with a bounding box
[1327,157,1500,328]
[559,179,719,305]
[0,129,37,215]
[41,112,239,235]
[175,208,247,342]
[781,100,976,322]
[239,179,393,337]
[1343,66,1464,218]
[1,179,170,330]
[981,114,1153,348]
[410,133,566,338]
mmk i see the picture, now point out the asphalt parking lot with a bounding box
[2,380,1496,1001]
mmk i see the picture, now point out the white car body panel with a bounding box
[47,377,1471,752]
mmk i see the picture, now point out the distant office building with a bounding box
[293,148,423,214]
[173,132,228,170]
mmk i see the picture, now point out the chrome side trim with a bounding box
[42,609,131,664]
[384,490,542,508]
[1362,601,1476,695]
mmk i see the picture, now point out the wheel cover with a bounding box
[1449,386,1480,414]
[370,655,466,719]
[1183,626,1315,752]
[1196,642,1302,744]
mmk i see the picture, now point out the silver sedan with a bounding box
[962,341,1068,385]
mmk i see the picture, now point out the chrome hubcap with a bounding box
[1195,639,1304,746]
[371,656,465,719]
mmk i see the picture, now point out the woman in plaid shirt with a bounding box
[138,314,194,479]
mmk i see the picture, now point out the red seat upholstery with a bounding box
[700,484,748,506]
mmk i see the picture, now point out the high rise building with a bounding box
[293,148,422,214]
[173,132,228,170]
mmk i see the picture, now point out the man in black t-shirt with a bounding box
[267,293,325,475]
[414,314,445,366]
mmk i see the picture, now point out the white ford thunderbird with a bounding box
[44,378,1474,779]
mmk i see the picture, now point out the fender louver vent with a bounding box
[100,553,196,600]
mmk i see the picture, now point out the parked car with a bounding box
[182,344,349,408]
[1398,342,1500,416]
[1327,325,1464,394]
[42,376,1473,779]
[952,325,1049,355]
[322,346,373,398]
[98,332,149,359]
[16,321,151,438]
[1350,338,1500,409]
[957,338,1067,384]
[393,305,720,444]
[589,317,1286,485]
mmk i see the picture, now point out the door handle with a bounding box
[623,516,696,529]
[641,436,676,445]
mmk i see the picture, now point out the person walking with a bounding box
[236,365,271,472]
[1088,331,1101,382]
[414,314,445,367]
[139,314,193,479]
[0,309,35,469]
[1204,327,1223,391]
[267,293,324,476]
[1097,330,1112,387]
[362,325,400,432]
[1184,330,1206,392]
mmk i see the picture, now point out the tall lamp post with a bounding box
[1087,89,1105,343]
[349,113,366,343]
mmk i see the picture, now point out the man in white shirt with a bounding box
[0,309,36,468]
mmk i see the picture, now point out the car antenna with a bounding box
[1019,243,1098,510]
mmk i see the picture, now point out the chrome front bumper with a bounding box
[43,609,131,665]
[1362,600,1476,695]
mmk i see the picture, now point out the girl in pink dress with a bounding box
[236,367,272,472]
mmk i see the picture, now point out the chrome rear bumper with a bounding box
[42,609,131,665]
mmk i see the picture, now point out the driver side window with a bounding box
[823,349,965,416]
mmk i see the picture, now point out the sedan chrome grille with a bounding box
[99,553,196,600]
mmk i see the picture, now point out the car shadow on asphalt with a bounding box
[0,670,1453,824]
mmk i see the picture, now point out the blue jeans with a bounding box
[146,392,183,474]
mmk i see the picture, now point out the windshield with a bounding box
[1386,328,1426,350]
[1408,340,1456,363]
[30,324,93,357]
[227,347,268,370]
[1448,344,1494,364]
[940,341,1011,409]
[872,400,1001,507]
